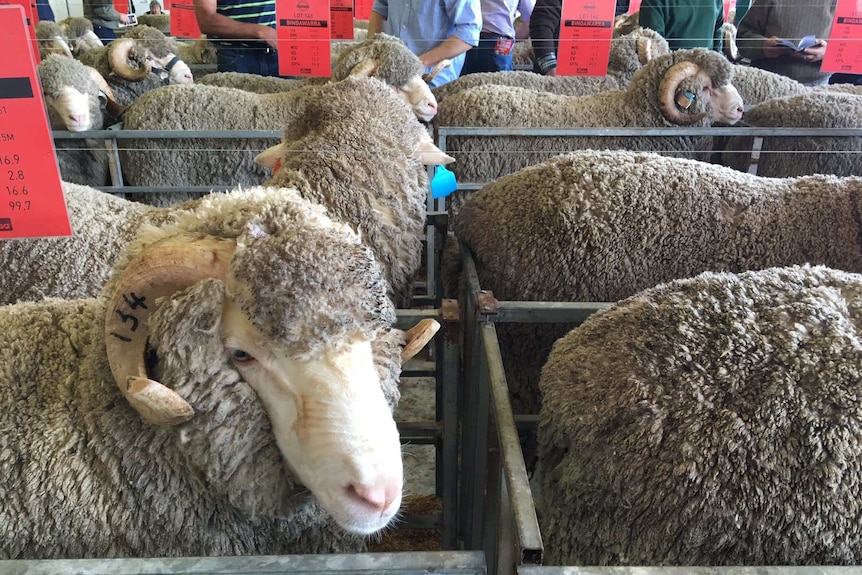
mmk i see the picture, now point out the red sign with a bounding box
[556,0,616,76]
[0,0,38,61]
[331,0,353,40]
[627,0,640,14]
[113,0,129,15]
[0,6,71,240]
[169,0,201,39]
[822,0,862,75]
[354,0,371,21]
[276,0,331,77]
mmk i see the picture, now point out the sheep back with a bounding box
[723,92,862,177]
[136,13,170,34]
[0,183,167,305]
[438,48,729,187]
[197,71,312,93]
[729,65,806,106]
[455,150,862,414]
[539,265,862,565]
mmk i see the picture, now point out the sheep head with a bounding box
[333,33,439,122]
[108,38,152,81]
[37,55,104,131]
[654,49,742,125]
[103,189,438,534]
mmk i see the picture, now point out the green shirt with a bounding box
[639,0,725,51]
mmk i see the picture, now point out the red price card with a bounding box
[556,0,616,76]
[354,0,372,21]
[627,0,640,14]
[331,0,353,39]
[0,0,38,62]
[0,6,71,240]
[113,0,129,15]
[277,0,331,77]
[822,0,862,74]
[170,0,202,39]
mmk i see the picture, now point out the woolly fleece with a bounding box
[454,150,862,416]
[432,28,670,105]
[265,76,430,307]
[539,265,862,565]
[723,91,862,178]
[437,48,734,186]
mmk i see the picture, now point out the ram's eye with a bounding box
[230,349,255,363]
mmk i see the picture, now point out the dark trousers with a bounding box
[93,24,116,45]
[216,46,280,76]
[461,35,514,75]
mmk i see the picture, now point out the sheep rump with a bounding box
[539,265,862,565]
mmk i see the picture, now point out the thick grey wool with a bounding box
[58,15,93,37]
[266,77,430,307]
[437,48,733,185]
[453,150,862,417]
[538,265,862,566]
[432,27,669,104]
[122,24,177,58]
[722,91,862,178]
[197,71,312,93]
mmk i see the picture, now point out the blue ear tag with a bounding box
[431,165,458,199]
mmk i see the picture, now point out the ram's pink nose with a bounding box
[345,479,401,514]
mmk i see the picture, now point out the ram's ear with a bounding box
[413,141,455,165]
[254,144,285,169]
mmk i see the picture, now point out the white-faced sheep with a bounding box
[119,34,440,191]
[37,55,111,187]
[452,150,862,420]
[437,48,744,187]
[539,265,862,565]
[35,20,72,59]
[58,16,102,55]
[431,27,670,105]
[0,186,438,558]
[0,77,450,306]
[722,91,862,178]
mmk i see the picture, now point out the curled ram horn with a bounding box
[401,318,441,362]
[657,60,709,125]
[108,37,151,81]
[104,233,237,425]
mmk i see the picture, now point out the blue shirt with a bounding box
[372,0,482,88]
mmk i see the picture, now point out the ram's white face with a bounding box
[710,84,744,124]
[219,301,403,535]
[151,53,195,84]
[44,86,92,131]
[396,76,438,122]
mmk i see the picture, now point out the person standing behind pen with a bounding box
[84,0,131,44]
[462,0,535,74]
[368,0,482,88]
[639,0,725,51]
[194,0,279,76]
[736,0,836,86]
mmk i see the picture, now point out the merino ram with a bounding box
[431,27,670,105]
[0,186,438,558]
[35,20,73,59]
[0,77,450,307]
[437,48,744,188]
[451,150,862,420]
[119,34,439,190]
[539,265,862,565]
[58,16,102,55]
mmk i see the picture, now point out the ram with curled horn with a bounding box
[0,186,440,558]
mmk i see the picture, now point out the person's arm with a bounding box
[90,0,129,24]
[736,0,787,60]
[193,0,277,48]
[529,0,561,75]
[417,0,481,68]
[638,0,667,40]
[713,0,724,52]
[794,39,828,63]
[733,0,751,26]
[368,1,387,36]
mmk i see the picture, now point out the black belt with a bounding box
[215,41,275,53]
[479,31,513,39]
